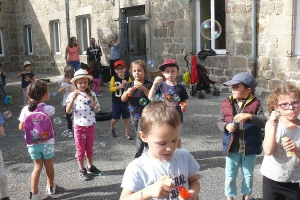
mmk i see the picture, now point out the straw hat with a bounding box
[70,69,93,84]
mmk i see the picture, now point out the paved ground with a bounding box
[0,72,265,199]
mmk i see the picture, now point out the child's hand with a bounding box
[122,80,128,86]
[233,113,252,123]
[226,123,237,133]
[185,190,200,200]
[154,76,164,84]
[71,90,80,101]
[146,175,174,199]
[269,111,280,126]
[281,137,296,152]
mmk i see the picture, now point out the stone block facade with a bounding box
[0,0,299,96]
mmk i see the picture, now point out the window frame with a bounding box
[52,21,62,55]
[0,28,4,56]
[25,26,33,55]
[196,0,226,54]
[295,2,300,56]
[77,16,90,55]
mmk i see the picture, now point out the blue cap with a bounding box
[223,72,256,89]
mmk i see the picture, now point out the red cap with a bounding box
[159,60,179,71]
[114,60,126,68]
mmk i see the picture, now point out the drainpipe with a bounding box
[250,0,257,78]
[64,0,70,40]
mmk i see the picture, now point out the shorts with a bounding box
[28,144,55,160]
[112,103,130,119]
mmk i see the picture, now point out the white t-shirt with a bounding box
[121,148,200,200]
[66,91,99,126]
[61,82,74,106]
[260,119,300,183]
[18,103,55,146]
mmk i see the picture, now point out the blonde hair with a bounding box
[266,84,300,115]
[140,101,180,135]
[74,78,93,99]
[129,60,147,76]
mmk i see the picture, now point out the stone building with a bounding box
[0,0,299,96]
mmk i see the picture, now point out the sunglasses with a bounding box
[277,100,300,110]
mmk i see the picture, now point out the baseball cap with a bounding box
[159,60,179,71]
[114,60,126,68]
[23,61,31,67]
[223,72,257,89]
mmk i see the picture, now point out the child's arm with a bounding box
[58,84,70,93]
[263,111,279,156]
[187,174,200,200]
[148,76,163,100]
[66,91,79,114]
[136,84,150,97]
[120,175,174,200]
[0,125,4,135]
[16,72,24,78]
[19,122,25,131]
[233,104,267,128]
[28,75,35,82]
[109,77,117,92]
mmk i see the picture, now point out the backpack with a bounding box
[24,105,55,145]
[4,95,13,105]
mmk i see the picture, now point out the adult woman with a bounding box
[65,37,81,71]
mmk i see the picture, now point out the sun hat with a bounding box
[114,60,126,68]
[23,61,31,67]
[223,72,256,89]
[159,60,179,71]
[70,69,93,84]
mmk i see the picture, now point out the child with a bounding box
[149,59,189,148]
[109,60,132,139]
[217,72,267,200]
[0,113,10,200]
[16,61,35,105]
[58,70,74,138]
[261,84,300,200]
[88,60,102,97]
[0,64,6,98]
[18,80,56,200]
[120,101,200,200]
[66,69,104,180]
[121,60,153,158]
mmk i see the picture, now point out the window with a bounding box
[196,0,226,54]
[77,16,90,54]
[0,28,4,56]
[51,21,61,54]
[25,26,33,55]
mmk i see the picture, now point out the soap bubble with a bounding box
[51,93,58,97]
[156,93,162,98]
[61,130,69,137]
[53,117,62,124]
[133,113,141,120]
[173,94,181,102]
[139,98,147,106]
[127,105,134,113]
[168,87,175,94]
[82,134,86,139]
[47,107,55,116]
[3,111,12,118]
[201,19,222,40]
[147,60,155,68]
[100,142,106,148]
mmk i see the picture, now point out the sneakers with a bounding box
[87,165,105,176]
[29,191,48,200]
[79,168,91,181]
[110,128,117,138]
[96,93,103,97]
[68,130,73,138]
[242,195,255,200]
[125,133,133,140]
[47,183,56,195]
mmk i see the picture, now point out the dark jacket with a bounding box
[217,94,267,156]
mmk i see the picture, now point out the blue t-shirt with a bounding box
[21,72,35,88]
[155,82,189,123]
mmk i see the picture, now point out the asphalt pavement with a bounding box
[0,72,265,199]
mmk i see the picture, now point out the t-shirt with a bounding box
[109,42,120,60]
[18,103,55,146]
[61,82,74,106]
[121,148,200,200]
[155,82,189,123]
[260,119,300,183]
[124,80,153,114]
[86,45,102,62]
[110,75,132,104]
[66,91,100,126]
[21,72,35,88]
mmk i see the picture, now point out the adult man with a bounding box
[86,38,102,64]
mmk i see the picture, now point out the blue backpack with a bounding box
[4,95,13,105]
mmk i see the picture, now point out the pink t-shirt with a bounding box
[67,45,79,61]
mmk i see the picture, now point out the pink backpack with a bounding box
[24,105,56,145]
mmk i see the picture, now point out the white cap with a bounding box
[23,61,31,67]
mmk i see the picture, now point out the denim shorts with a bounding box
[28,144,55,160]
[112,103,130,119]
